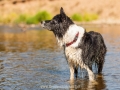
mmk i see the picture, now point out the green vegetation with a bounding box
[15,14,28,23]
[0,11,98,24]
[71,13,98,22]
[0,12,18,24]
[0,11,52,24]
[71,14,83,21]
[15,11,52,24]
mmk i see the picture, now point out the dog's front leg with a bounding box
[69,65,75,81]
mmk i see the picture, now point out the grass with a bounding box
[0,11,98,24]
[71,13,83,21]
[0,11,52,24]
[15,14,28,23]
[71,13,98,22]
[26,11,52,24]
[0,12,18,24]
[15,11,52,24]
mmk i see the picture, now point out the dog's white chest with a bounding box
[65,47,82,65]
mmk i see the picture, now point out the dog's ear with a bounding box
[60,7,66,20]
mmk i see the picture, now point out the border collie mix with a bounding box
[41,7,107,81]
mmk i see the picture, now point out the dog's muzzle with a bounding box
[41,21,45,28]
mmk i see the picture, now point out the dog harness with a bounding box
[66,32,79,47]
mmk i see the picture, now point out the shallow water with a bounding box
[0,24,120,90]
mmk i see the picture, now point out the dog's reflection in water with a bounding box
[69,74,106,90]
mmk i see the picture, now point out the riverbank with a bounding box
[1,0,120,24]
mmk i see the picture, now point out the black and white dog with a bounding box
[41,7,107,81]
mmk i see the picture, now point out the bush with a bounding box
[0,12,18,24]
[83,13,98,21]
[26,16,38,24]
[15,14,28,23]
[26,11,52,24]
[35,11,51,21]
[15,11,52,24]
[71,13,98,22]
[71,14,83,21]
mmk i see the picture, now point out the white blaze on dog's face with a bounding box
[41,7,85,47]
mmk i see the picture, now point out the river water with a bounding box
[0,24,120,90]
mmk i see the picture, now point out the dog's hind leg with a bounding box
[85,65,95,81]
[97,61,104,73]
[87,68,95,81]
[80,63,95,81]
[97,55,105,73]
[74,67,78,79]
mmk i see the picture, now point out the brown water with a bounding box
[0,24,120,90]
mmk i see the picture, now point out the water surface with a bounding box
[0,24,120,90]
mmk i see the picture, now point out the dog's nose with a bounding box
[41,21,45,28]
[41,21,43,24]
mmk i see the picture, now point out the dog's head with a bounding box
[41,7,74,38]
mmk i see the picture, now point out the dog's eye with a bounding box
[51,20,57,24]
[54,20,57,23]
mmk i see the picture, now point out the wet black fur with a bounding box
[78,31,107,73]
[41,7,107,79]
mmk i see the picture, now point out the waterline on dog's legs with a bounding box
[87,71,98,85]
[81,68,84,78]
[80,68,87,78]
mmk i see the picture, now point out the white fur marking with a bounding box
[64,24,85,48]
[56,24,85,48]
[56,37,64,47]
